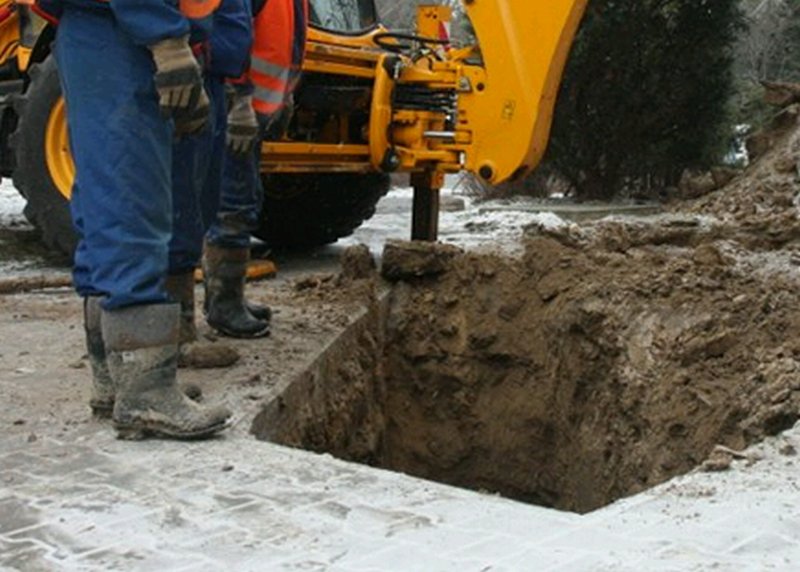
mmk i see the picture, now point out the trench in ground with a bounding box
[251,244,800,514]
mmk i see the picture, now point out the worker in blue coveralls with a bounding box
[200,0,308,340]
[38,0,233,439]
[165,0,258,347]
[200,102,273,340]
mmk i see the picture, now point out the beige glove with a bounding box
[149,36,210,135]
[226,93,259,155]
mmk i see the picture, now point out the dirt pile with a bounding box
[685,104,800,228]
[379,222,800,512]
[259,106,800,514]
[376,112,800,509]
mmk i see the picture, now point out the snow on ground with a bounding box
[1,183,571,258]
[343,187,569,256]
[3,182,800,570]
[0,180,26,227]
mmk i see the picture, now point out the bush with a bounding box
[545,0,744,201]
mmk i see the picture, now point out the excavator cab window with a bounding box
[309,0,377,34]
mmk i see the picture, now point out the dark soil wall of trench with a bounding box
[253,228,800,514]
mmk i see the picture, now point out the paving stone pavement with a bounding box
[1,423,799,571]
[1,285,800,570]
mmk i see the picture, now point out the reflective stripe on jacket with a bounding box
[250,0,307,117]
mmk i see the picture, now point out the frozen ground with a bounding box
[341,187,570,256]
[3,181,800,570]
[0,182,25,227]
[0,182,573,280]
[0,182,69,279]
[0,182,579,292]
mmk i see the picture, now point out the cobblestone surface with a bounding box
[1,427,799,571]
[2,289,800,571]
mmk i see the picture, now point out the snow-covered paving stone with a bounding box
[1,423,799,570]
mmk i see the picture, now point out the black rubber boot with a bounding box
[102,303,232,440]
[203,244,270,339]
[207,295,271,323]
[84,297,115,418]
[246,300,272,323]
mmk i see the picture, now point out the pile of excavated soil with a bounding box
[379,220,800,513]
[371,116,800,513]
[260,104,800,515]
[685,105,800,228]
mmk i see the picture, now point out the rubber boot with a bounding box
[102,303,232,440]
[166,271,240,370]
[246,300,272,323]
[164,272,198,344]
[84,297,115,418]
[203,243,270,339]
[207,294,271,323]
[85,297,203,416]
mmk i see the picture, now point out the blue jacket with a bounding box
[40,0,249,76]
[208,0,252,78]
[50,1,190,46]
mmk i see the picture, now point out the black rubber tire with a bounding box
[11,58,390,254]
[12,54,77,257]
[254,172,391,248]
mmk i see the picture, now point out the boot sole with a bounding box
[208,322,271,340]
[114,417,233,441]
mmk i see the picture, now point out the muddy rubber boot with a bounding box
[203,244,270,339]
[102,303,232,440]
[84,297,115,418]
[164,272,198,344]
[166,271,240,370]
[86,297,203,415]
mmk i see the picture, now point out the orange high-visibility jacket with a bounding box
[249,0,308,117]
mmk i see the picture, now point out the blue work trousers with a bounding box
[168,75,227,274]
[56,6,172,309]
[205,142,262,249]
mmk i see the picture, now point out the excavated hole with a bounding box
[253,238,800,514]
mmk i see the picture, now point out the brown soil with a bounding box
[179,340,240,369]
[375,109,800,513]
[686,105,800,226]
[260,108,800,514]
[380,226,800,513]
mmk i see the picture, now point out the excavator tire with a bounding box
[12,54,77,257]
[254,172,390,248]
[10,58,390,254]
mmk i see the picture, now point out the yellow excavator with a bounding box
[0,0,587,254]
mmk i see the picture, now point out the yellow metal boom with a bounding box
[460,0,589,184]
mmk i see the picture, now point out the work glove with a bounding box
[226,93,260,155]
[149,36,210,135]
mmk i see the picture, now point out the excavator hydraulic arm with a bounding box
[360,0,588,239]
[363,0,588,186]
[459,0,589,184]
[265,0,588,190]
